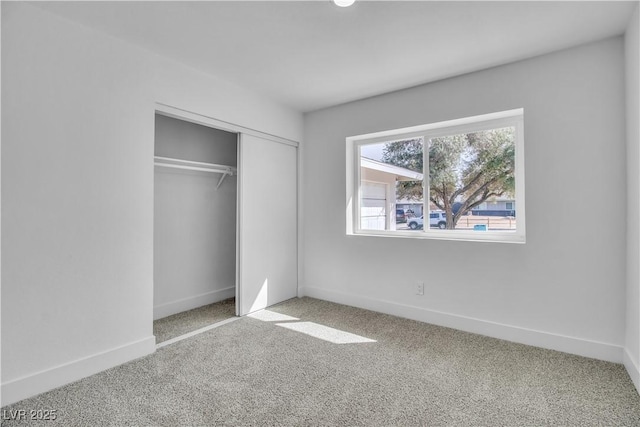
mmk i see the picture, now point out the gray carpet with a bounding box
[3,297,640,426]
[153,298,236,343]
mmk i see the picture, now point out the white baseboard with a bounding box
[1,336,156,407]
[300,286,623,363]
[153,286,235,320]
[624,347,640,394]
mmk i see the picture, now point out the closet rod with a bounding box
[154,156,237,173]
[154,162,233,174]
[154,155,236,189]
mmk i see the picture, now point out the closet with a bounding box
[153,114,238,334]
[153,109,298,342]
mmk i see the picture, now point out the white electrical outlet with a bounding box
[416,282,424,295]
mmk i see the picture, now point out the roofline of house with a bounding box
[361,157,423,181]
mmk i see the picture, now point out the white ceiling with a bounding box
[34,1,636,113]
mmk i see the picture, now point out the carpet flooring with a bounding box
[3,297,640,426]
[153,298,236,343]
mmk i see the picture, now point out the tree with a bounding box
[382,128,515,229]
[381,138,424,201]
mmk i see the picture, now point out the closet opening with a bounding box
[153,113,238,344]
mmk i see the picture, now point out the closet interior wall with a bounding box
[153,114,238,320]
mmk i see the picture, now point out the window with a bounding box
[346,109,525,243]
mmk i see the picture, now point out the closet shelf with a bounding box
[154,156,237,190]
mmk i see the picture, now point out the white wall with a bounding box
[302,37,627,362]
[155,115,239,166]
[1,2,302,405]
[154,115,237,320]
[625,4,640,392]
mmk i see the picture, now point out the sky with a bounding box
[360,143,385,161]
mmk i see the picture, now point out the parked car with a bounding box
[396,209,407,223]
[407,216,423,230]
[407,212,447,230]
[429,211,447,229]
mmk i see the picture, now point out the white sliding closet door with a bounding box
[237,133,297,315]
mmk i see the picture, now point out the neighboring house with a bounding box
[472,197,516,216]
[397,201,450,219]
[399,198,516,219]
[396,200,423,218]
[360,158,423,231]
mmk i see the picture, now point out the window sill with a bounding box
[349,229,526,244]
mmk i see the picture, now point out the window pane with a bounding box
[428,127,516,232]
[359,139,424,231]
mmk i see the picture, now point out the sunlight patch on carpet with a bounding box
[276,321,376,344]
[247,310,300,322]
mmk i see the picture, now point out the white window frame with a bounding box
[346,109,526,244]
